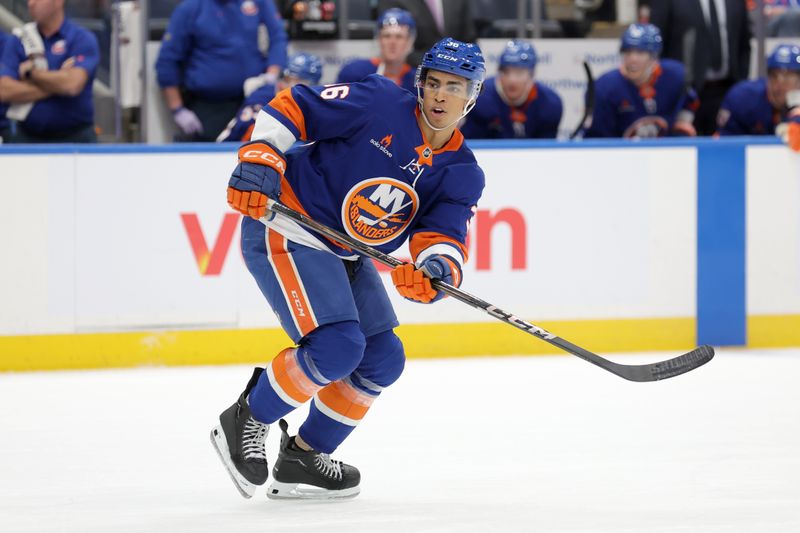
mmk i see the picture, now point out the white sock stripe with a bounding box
[312,398,360,427]
[266,361,303,408]
[301,349,331,386]
[350,372,383,395]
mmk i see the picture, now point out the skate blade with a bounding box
[266,481,360,501]
[210,425,258,499]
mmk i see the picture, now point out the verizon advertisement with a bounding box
[0,146,698,336]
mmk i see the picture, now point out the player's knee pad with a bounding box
[357,329,406,388]
[301,320,366,382]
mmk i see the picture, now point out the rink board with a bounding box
[0,138,796,370]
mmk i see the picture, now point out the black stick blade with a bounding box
[648,345,715,381]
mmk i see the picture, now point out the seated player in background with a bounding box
[335,8,416,92]
[217,52,323,142]
[716,43,800,152]
[583,23,698,139]
[213,38,487,500]
[461,39,562,139]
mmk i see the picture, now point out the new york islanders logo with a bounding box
[241,0,259,15]
[342,178,418,245]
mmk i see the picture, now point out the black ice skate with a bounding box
[210,367,270,498]
[267,418,361,500]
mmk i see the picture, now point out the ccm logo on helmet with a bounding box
[242,150,287,173]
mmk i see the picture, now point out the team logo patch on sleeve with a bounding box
[241,0,259,15]
[341,178,419,245]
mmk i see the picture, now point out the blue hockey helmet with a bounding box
[376,8,416,35]
[284,52,323,85]
[415,37,486,100]
[620,23,663,56]
[499,40,538,70]
[767,44,800,72]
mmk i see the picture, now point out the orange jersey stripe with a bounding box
[409,231,468,264]
[316,380,375,421]
[268,88,308,141]
[267,229,318,336]
[270,348,320,403]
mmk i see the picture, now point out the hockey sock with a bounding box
[248,347,328,424]
[297,373,381,454]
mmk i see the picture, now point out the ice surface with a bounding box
[1,349,799,532]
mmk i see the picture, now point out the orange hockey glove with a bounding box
[391,256,461,304]
[227,140,286,219]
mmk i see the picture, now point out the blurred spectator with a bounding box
[336,8,416,92]
[278,0,337,39]
[155,0,289,142]
[717,44,800,151]
[584,23,699,139]
[217,52,323,142]
[649,0,752,136]
[461,39,562,139]
[377,0,477,66]
[0,29,11,142]
[0,0,99,143]
[749,0,800,37]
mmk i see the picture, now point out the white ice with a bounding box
[1,348,799,533]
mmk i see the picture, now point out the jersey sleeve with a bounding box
[0,35,24,80]
[584,78,619,138]
[408,163,485,270]
[716,88,750,136]
[251,75,382,152]
[538,87,563,139]
[154,1,195,88]
[69,29,100,78]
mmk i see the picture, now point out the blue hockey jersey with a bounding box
[717,78,781,136]
[460,77,563,139]
[585,59,698,138]
[217,83,277,142]
[251,74,484,268]
[336,58,416,94]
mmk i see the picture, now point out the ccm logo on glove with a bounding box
[227,141,287,219]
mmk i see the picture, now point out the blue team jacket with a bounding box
[0,19,98,135]
[0,30,10,132]
[155,0,288,100]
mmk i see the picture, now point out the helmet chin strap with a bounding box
[416,86,476,132]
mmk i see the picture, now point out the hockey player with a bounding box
[584,23,699,139]
[717,44,800,152]
[216,52,323,142]
[461,39,563,139]
[335,8,416,93]
[212,37,486,500]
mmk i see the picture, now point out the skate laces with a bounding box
[242,417,268,461]
[314,453,343,480]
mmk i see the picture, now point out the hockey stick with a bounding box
[265,200,714,382]
[569,61,595,140]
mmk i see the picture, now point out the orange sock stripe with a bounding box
[270,348,320,404]
[268,88,307,141]
[316,380,375,422]
[266,229,318,336]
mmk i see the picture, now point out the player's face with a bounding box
[498,66,534,101]
[378,26,413,63]
[621,50,656,84]
[28,0,62,22]
[420,71,471,128]
[767,68,800,109]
